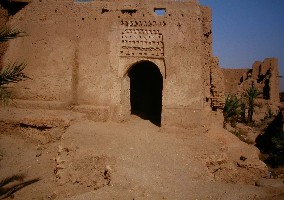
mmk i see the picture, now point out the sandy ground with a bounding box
[0,108,283,200]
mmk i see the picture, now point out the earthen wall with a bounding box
[2,0,221,128]
[222,58,280,115]
[222,68,249,94]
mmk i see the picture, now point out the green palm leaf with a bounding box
[0,26,24,42]
[0,63,30,86]
[244,84,260,123]
[0,63,30,105]
[223,94,240,125]
[0,25,29,106]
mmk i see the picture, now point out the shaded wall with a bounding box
[0,4,8,69]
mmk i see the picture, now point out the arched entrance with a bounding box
[128,61,163,126]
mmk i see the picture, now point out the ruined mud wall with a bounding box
[209,57,225,109]
[3,0,218,128]
[240,58,280,104]
[222,68,249,94]
[222,58,280,109]
[200,6,225,111]
[200,6,212,109]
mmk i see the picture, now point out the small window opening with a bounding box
[101,8,109,14]
[258,64,262,76]
[121,9,137,16]
[154,8,166,16]
[263,79,270,100]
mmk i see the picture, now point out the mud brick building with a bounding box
[222,58,280,115]
[0,0,240,128]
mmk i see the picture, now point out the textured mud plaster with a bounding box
[2,0,225,128]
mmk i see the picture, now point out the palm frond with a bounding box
[0,174,40,199]
[223,94,240,123]
[0,63,30,86]
[0,174,25,188]
[0,25,29,106]
[244,84,260,123]
[245,85,260,100]
[0,26,25,42]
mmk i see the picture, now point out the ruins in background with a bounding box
[222,58,280,119]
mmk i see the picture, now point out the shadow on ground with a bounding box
[0,174,40,199]
[256,111,284,168]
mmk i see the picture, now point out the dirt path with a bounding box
[0,109,283,199]
[55,117,282,199]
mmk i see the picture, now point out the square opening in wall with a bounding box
[154,8,166,16]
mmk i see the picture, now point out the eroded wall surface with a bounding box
[222,68,250,95]
[2,0,221,128]
[222,58,280,115]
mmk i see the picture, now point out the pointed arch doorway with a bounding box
[128,61,163,126]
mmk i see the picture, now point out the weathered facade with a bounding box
[1,0,224,128]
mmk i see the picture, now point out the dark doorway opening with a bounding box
[263,79,270,100]
[129,61,163,126]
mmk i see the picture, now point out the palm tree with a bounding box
[223,94,240,127]
[0,26,29,105]
[244,84,260,123]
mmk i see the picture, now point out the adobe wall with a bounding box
[2,0,222,128]
[222,68,249,94]
[240,58,280,104]
[222,58,280,117]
